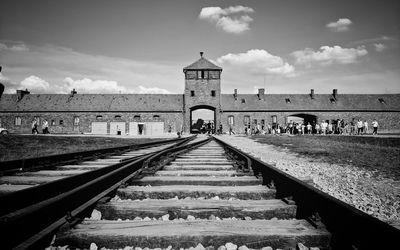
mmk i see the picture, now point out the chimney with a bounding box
[17,89,30,101]
[70,88,77,97]
[233,89,238,100]
[257,88,265,100]
[310,89,315,99]
[332,89,338,99]
[200,52,204,58]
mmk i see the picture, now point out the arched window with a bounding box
[96,115,103,120]
[228,116,234,126]
[133,115,141,120]
[153,115,160,119]
[114,115,121,120]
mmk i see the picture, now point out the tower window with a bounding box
[241,98,246,103]
[329,98,336,103]
[378,98,386,104]
[190,90,195,97]
[211,90,216,97]
[285,98,291,103]
[59,120,64,125]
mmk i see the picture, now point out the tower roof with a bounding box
[183,52,222,72]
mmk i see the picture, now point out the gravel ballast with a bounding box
[217,135,400,225]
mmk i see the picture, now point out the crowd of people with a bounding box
[241,118,379,136]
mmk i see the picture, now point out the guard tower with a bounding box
[183,52,223,133]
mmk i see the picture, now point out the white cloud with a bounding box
[217,49,295,76]
[292,45,368,65]
[374,43,386,52]
[20,75,50,92]
[0,42,29,52]
[326,18,352,32]
[62,77,171,94]
[199,5,254,34]
[135,86,171,94]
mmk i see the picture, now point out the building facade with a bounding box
[1,53,400,135]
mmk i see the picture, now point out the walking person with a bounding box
[357,119,363,135]
[42,119,49,134]
[31,119,39,134]
[372,119,379,135]
[363,120,369,134]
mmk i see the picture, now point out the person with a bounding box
[372,119,379,135]
[307,123,312,134]
[31,119,39,134]
[229,125,235,135]
[219,123,223,134]
[327,122,333,134]
[357,119,363,135]
[244,126,248,135]
[363,120,368,134]
[42,119,49,134]
[315,123,320,134]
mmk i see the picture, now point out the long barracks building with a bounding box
[1,53,400,135]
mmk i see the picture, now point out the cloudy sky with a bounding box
[0,0,399,95]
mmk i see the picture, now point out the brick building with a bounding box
[0,52,399,135]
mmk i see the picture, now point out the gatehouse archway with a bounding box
[286,113,317,126]
[190,105,216,134]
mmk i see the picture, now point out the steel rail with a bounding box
[212,136,400,249]
[0,136,195,216]
[0,136,207,250]
[0,136,188,174]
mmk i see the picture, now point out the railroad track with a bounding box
[1,136,399,249]
[0,137,187,195]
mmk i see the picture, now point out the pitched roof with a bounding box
[0,94,183,112]
[183,57,222,71]
[221,94,400,111]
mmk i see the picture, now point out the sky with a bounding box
[0,0,399,95]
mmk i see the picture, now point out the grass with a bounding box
[251,134,400,181]
[0,135,168,162]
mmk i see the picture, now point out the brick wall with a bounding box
[0,112,184,134]
[220,111,400,134]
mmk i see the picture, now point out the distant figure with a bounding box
[307,123,312,134]
[372,119,379,135]
[357,119,363,135]
[42,119,49,134]
[363,120,369,134]
[229,125,235,135]
[31,119,39,134]
[219,123,223,134]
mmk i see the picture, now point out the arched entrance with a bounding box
[286,113,317,126]
[190,105,216,134]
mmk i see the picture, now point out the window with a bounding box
[190,90,195,97]
[329,98,336,103]
[15,117,21,126]
[114,115,121,120]
[271,115,277,124]
[378,98,386,104]
[134,115,141,119]
[285,98,291,104]
[51,120,56,126]
[96,115,103,120]
[241,98,246,103]
[74,116,80,126]
[211,90,216,97]
[59,120,64,125]
[228,116,234,126]
[244,116,250,126]
[153,115,160,119]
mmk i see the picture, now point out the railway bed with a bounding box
[0,136,398,249]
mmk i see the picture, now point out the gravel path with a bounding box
[217,135,400,225]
